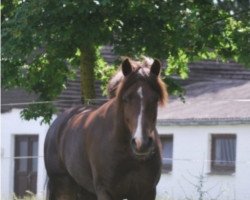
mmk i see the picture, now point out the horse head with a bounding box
[116,58,168,159]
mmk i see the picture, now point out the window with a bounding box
[161,135,173,172]
[14,135,38,197]
[211,134,236,173]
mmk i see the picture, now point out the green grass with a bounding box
[13,196,177,200]
[13,191,39,200]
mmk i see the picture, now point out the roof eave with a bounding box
[157,118,250,126]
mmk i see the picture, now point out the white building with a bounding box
[157,61,250,200]
[1,109,51,200]
[1,60,250,200]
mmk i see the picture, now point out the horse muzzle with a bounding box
[130,136,155,159]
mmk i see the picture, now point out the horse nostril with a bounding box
[131,137,143,151]
[131,137,153,153]
[147,137,153,148]
[131,138,136,149]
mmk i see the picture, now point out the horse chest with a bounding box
[111,160,161,197]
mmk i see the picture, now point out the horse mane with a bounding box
[108,57,168,106]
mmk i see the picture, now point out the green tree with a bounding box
[2,0,114,123]
[2,0,250,123]
[110,0,250,77]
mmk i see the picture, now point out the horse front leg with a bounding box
[96,190,113,200]
[129,187,156,200]
[93,173,114,200]
[47,175,78,200]
[94,182,114,200]
[77,188,97,200]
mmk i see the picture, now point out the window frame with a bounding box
[211,134,236,173]
[160,135,174,173]
[14,135,39,197]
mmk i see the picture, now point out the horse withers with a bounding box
[44,58,168,200]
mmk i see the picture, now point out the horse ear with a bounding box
[122,58,132,76]
[150,59,161,76]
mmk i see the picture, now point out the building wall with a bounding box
[1,109,55,200]
[157,124,250,200]
[2,110,250,200]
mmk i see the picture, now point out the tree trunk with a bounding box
[79,46,96,103]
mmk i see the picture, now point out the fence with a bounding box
[2,98,250,107]
[2,155,250,199]
[2,99,250,200]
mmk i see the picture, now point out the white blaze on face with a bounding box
[134,87,144,148]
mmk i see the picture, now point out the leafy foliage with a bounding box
[1,0,250,123]
[111,0,250,66]
[94,48,116,96]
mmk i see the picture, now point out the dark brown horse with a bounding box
[44,58,168,200]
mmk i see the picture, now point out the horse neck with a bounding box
[112,100,131,145]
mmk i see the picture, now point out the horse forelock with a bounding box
[108,59,149,98]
